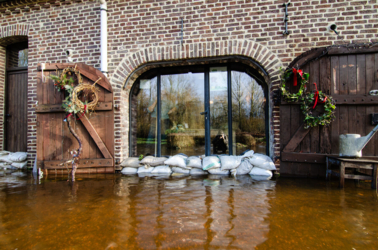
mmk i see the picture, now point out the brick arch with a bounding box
[0,23,30,46]
[111,40,283,164]
[111,40,283,92]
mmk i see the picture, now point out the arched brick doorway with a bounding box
[110,40,283,167]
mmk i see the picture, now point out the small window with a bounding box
[7,42,28,68]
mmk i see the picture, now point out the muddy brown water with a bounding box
[0,172,377,250]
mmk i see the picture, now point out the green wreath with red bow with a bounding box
[280,68,336,129]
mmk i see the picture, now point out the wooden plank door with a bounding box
[280,47,378,177]
[5,68,28,152]
[36,63,114,174]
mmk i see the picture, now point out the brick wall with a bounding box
[0,0,377,168]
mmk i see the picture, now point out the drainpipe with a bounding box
[100,0,108,77]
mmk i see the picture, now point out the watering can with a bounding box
[339,124,378,157]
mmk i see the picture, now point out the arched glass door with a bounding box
[130,64,267,157]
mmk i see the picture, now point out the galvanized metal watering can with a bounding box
[339,124,378,157]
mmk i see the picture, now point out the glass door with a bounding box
[160,72,206,156]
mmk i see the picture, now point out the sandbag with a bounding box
[151,165,172,175]
[249,167,273,177]
[9,152,27,162]
[235,159,253,175]
[11,161,28,169]
[186,156,202,168]
[248,153,276,170]
[140,156,167,167]
[171,167,190,174]
[120,157,140,168]
[0,155,12,163]
[241,150,254,158]
[202,156,221,171]
[0,151,10,156]
[164,155,189,169]
[137,166,154,174]
[0,162,11,168]
[121,167,138,175]
[208,168,229,175]
[219,155,242,170]
[190,168,208,175]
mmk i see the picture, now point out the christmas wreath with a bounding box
[280,68,336,129]
[49,66,100,120]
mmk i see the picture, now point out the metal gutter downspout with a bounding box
[100,0,108,76]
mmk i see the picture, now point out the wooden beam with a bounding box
[35,102,113,113]
[283,123,310,152]
[328,46,378,55]
[79,114,113,159]
[281,152,378,163]
[38,158,113,169]
[281,95,378,105]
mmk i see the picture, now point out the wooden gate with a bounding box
[36,63,114,174]
[280,47,378,177]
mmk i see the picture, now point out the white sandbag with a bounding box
[219,155,242,170]
[121,167,138,175]
[0,151,10,156]
[0,162,11,168]
[190,168,208,175]
[151,165,172,175]
[171,167,190,174]
[164,155,189,169]
[235,160,253,175]
[137,166,154,174]
[186,156,202,168]
[120,157,140,168]
[249,167,273,177]
[249,153,276,170]
[0,155,12,163]
[208,168,229,175]
[260,161,276,171]
[202,156,221,171]
[176,154,188,159]
[9,152,27,162]
[11,161,28,169]
[241,150,254,158]
[140,156,167,167]
[250,175,272,181]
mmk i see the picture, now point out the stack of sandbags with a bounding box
[120,157,141,174]
[0,151,28,169]
[164,154,189,175]
[202,156,229,175]
[187,156,207,175]
[248,153,276,178]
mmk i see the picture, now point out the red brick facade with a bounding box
[0,0,377,168]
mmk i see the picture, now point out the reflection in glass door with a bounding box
[209,67,229,154]
[161,73,205,156]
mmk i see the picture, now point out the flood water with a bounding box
[0,172,377,249]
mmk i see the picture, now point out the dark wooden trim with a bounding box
[6,66,28,72]
[288,47,327,69]
[282,123,310,152]
[328,46,378,55]
[38,158,114,169]
[282,152,378,164]
[35,102,113,113]
[79,114,113,159]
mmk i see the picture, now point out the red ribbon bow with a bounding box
[292,68,303,87]
[313,82,327,109]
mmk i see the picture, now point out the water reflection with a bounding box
[0,173,377,249]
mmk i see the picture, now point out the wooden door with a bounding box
[5,68,28,152]
[36,63,114,174]
[280,47,378,177]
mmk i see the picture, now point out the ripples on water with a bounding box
[0,172,377,249]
